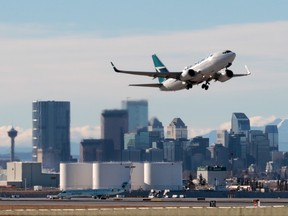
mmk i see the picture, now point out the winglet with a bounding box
[244,65,251,75]
[111,62,120,72]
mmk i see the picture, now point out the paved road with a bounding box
[0,197,287,209]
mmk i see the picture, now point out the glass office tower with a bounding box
[32,101,70,171]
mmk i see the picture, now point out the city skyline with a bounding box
[0,99,285,155]
[0,1,287,154]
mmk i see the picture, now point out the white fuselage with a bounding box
[160,51,236,91]
[57,188,123,199]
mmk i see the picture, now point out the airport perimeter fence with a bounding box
[0,206,288,216]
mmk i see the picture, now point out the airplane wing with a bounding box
[111,62,182,79]
[129,83,163,88]
[233,65,251,77]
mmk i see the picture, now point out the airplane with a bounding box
[111,50,251,91]
[54,181,129,200]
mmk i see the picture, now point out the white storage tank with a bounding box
[92,162,130,189]
[144,162,182,190]
[130,162,144,190]
[60,163,92,190]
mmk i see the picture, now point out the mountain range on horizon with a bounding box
[203,117,288,151]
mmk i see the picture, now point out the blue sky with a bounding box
[0,0,287,153]
[1,0,287,36]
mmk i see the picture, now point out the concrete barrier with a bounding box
[0,206,288,216]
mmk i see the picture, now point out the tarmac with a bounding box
[0,197,288,215]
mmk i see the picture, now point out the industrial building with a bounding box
[60,162,182,191]
[4,162,59,188]
[197,166,227,186]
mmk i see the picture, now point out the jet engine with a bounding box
[217,70,234,82]
[181,68,197,80]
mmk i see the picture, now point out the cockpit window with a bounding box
[222,50,232,54]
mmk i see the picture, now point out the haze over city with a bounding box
[0,1,287,155]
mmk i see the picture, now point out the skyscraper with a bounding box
[166,118,188,140]
[101,109,128,160]
[231,112,250,136]
[216,130,229,147]
[32,101,71,171]
[80,139,114,162]
[264,125,279,151]
[148,117,164,140]
[248,130,270,171]
[122,100,148,133]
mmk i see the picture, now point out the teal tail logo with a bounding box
[152,54,169,84]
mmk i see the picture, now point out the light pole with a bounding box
[125,163,135,193]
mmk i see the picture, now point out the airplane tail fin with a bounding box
[121,181,130,191]
[152,54,169,84]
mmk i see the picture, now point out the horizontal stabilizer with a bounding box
[129,83,163,88]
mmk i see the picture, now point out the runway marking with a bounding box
[139,207,150,210]
[113,208,125,211]
[99,208,113,211]
[151,207,164,210]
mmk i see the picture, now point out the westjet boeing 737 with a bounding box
[54,181,129,199]
[111,50,251,91]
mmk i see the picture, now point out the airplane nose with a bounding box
[230,52,236,61]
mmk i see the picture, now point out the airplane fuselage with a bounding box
[160,51,236,91]
[57,188,123,199]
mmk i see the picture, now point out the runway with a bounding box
[0,197,287,210]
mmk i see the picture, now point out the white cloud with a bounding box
[249,115,277,127]
[0,126,32,149]
[70,125,101,142]
[187,115,278,138]
[188,128,214,139]
[0,21,287,131]
[0,125,100,148]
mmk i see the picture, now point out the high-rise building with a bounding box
[32,101,71,171]
[264,125,279,151]
[148,117,165,140]
[190,136,209,155]
[122,100,148,133]
[80,139,114,162]
[163,139,183,162]
[216,130,229,147]
[208,144,229,167]
[124,128,150,150]
[167,118,187,140]
[248,130,270,171]
[231,113,250,136]
[228,133,245,159]
[101,109,128,160]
